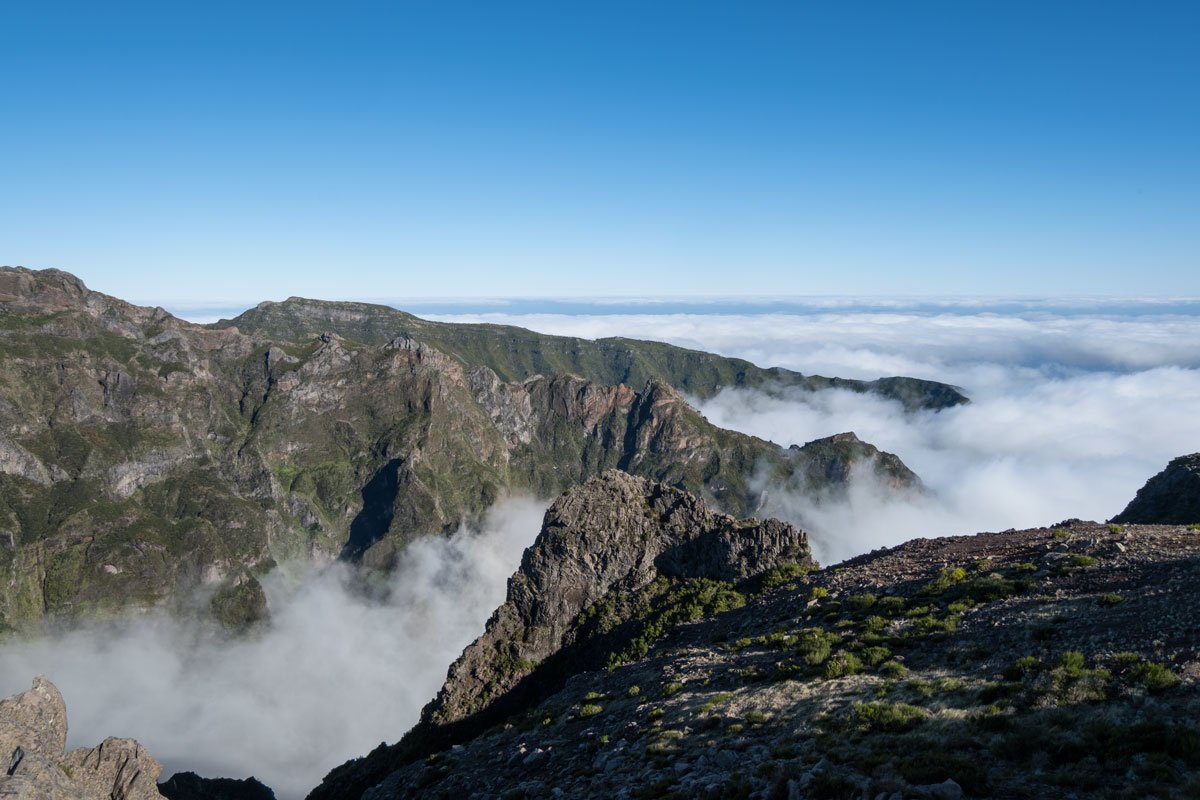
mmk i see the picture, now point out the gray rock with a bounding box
[0,678,165,800]
[0,677,68,761]
[62,738,165,800]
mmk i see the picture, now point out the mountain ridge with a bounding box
[0,266,936,630]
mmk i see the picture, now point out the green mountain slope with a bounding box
[0,267,931,630]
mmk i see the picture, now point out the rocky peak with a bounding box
[0,677,166,800]
[1112,453,1200,524]
[427,470,808,725]
[0,676,67,761]
[309,473,811,800]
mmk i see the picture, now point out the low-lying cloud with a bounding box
[0,497,547,800]
[429,307,1200,563]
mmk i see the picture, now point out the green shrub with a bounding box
[627,684,641,697]
[1128,661,1180,692]
[1099,593,1123,606]
[877,595,906,615]
[809,586,830,601]
[579,703,603,717]
[923,566,967,594]
[1005,655,1042,680]
[583,691,602,701]
[824,650,863,679]
[663,681,684,697]
[851,701,928,732]
[798,628,838,666]
[745,710,769,725]
[757,562,812,593]
[1108,524,1123,534]
[846,593,878,611]
[1059,651,1087,678]
[862,615,888,632]
[861,646,892,667]
[880,660,908,678]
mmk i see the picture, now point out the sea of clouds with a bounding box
[426,304,1200,563]
[3,302,1199,796]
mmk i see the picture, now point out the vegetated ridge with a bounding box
[0,266,947,631]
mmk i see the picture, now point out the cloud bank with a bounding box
[428,308,1200,563]
[0,497,547,800]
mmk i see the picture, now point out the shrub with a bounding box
[745,710,770,725]
[579,703,603,717]
[923,566,967,594]
[1128,661,1181,692]
[627,684,641,697]
[809,586,830,601]
[846,593,878,611]
[663,681,684,697]
[861,646,892,667]
[1108,524,1123,534]
[1005,656,1042,680]
[583,691,602,701]
[877,595,906,615]
[880,660,908,678]
[798,628,838,666]
[824,650,863,679]
[1059,651,1087,678]
[757,562,812,593]
[862,615,888,632]
[851,701,928,732]
[1099,593,1123,606]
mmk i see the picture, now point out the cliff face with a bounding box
[309,472,812,800]
[0,267,930,629]
[1111,453,1200,525]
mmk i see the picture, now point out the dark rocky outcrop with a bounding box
[158,771,276,800]
[0,677,166,800]
[310,472,812,800]
[1112,453,1200,525]
[0,266,926,629]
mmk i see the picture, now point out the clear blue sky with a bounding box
[2,1,1197,303]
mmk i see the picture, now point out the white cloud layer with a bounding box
[428,309,1200,563]
[0,497,547,800]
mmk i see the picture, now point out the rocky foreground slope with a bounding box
[314,473,1200,800]
[0,267,950,630]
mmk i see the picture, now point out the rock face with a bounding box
[428,471,811,728]
[310,472,812,800]
[0,678,165,800]
[1112,453,1200,525]
[0,266,930,629]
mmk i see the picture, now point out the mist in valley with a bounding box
[0,497,548,799]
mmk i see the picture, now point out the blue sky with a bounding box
[2,1,1197,303]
